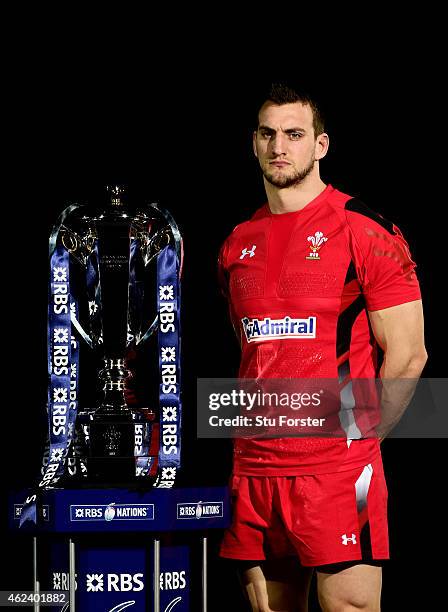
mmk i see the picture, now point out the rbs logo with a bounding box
[108,574,144,592]
[85,573,144,593]
[159,571,186,591]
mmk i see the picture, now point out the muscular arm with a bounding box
[368,299,428,440]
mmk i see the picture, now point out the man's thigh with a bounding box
[237,556,314,612]
[316,562,382,612]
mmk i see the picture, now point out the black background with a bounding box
[1,38,445,610]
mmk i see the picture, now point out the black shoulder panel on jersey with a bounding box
[345,197,394,235]
[336,294,365,358]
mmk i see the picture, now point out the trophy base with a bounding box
[71,476,158,490]
[57,456,158,489]
[88,414,135,483]
[87,456,136,484]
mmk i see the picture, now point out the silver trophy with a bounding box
[52,185,182,484]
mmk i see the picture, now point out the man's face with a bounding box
[253,101,327,189]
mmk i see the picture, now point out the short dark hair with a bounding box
[258,82,325,137]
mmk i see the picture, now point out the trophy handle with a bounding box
[135,203,183,347]
[49,203,82,258]
[49,203,95,349]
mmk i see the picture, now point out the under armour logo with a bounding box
[240,245,257,259]
[341,533,357,545]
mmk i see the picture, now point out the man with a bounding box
[217,83,427,611]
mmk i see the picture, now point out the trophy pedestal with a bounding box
[10,486,230,611]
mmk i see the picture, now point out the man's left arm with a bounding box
[368,299,428,441]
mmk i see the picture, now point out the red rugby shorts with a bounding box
[220,455,389,566]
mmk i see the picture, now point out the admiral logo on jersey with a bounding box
[242,315,316,342]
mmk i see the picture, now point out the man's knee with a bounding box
[317,563,382,612]
[318,593,380,612]
[238,559,311,612]
[238,563,271,611]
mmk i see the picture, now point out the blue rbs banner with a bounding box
[45,541,190,611]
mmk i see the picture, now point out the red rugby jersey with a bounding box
[218,184,421,475]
